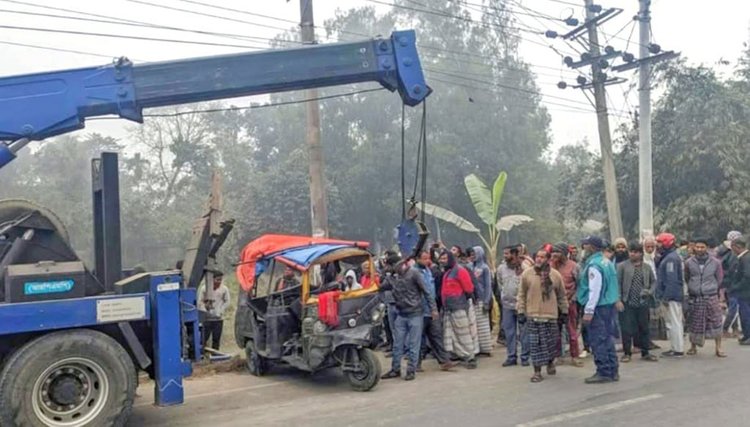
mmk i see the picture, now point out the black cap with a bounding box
[580,235,605,249]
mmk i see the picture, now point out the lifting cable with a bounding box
[401,103,406,219]
[397,100,430,258]
[400,100,429,221]
[409,100,428,223]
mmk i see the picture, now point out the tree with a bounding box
[555,57,750,240]
[419,171,532,270]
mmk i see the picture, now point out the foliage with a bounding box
[419,171,533,270]
[555,55,750,241]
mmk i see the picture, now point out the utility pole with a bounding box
[299,0,328,237]
[584,0,624,240]
[637,0,653,239]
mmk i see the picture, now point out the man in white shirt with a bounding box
[198,271,231,350]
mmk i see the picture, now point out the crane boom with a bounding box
[0,30,428,168]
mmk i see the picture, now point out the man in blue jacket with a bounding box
[655,232,685,358]
[578,236,621,384]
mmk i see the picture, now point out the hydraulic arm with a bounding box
[0,30,428,168]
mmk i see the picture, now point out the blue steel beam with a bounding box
[0,30,428,149]
[0,293,150,336]
[149,272,194,406]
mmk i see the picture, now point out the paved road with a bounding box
[130,341,749,427]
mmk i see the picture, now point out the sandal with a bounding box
[571,358,584,367]
[530,373,543,383]
[620,355,631,363]
[716,351,728,358]
[686,348,697,356]
[546,364,557,376]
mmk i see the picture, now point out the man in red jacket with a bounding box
[440,250,479,369]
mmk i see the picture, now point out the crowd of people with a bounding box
[373,230,750,384]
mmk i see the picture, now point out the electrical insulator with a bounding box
[597,72,608,81]
[557,81,568,89]
[604,46,615,55]
[564,17,579,26]
[581,52,591,62]
[648,43,661,54]
[576,76,587,85]
[564,56,574,66]
[545,30,558,39]
[599,59,609,69]
[588,4,602,13]
[622,52,635,62]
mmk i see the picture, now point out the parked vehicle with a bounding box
[234,235,385,391]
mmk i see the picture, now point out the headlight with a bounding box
[348,318,357,328]
[371,303,386,322]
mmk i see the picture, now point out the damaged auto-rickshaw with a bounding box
[234,234,385,391]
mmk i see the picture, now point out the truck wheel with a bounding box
[244,341,267,377]
[345,348,381,392]
[0,329,136,427]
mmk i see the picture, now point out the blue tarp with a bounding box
[274,244,353,269]
[254,244,354,277]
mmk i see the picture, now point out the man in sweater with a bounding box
[578,236,621,384]
[550,243,583,367]
[472,246,494,356]
[198,271,231,351]
[617,241,658,363]
[721,231,742,337]
[655,232,686,358]
[684,238,726,357]
[728,237,750,345]
[498,245,531,367]
[415,251,455,371]
[440,250,479,369]
[517,247,568,383]
[380,257,439,381]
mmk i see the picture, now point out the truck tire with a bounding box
[0,329,137,427]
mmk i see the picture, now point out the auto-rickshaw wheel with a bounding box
[344,348,380,392]
[244,341,267,377]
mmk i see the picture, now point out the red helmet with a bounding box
[656,232,676,249]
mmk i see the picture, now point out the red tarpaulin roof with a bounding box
[235,234,369,292]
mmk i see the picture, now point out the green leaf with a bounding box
[496,214,534,231]
[417,202,480,233]
[491,171,507,224]
[464,174,494,226]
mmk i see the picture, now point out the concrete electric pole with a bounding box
[584,0,624,240]
[299,0,328,238]
[637,0,653,239]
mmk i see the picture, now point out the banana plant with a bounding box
[418,171,532,271]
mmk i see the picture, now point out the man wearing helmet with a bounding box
[655,232,686,358]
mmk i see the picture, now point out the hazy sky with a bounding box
[1,0,748,153]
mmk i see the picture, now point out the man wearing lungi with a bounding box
[517,247,568,383]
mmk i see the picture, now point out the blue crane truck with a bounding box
[0,30,428,426]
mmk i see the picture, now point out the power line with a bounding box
[142,87,386,117]
[0,40,119,59]
[175,0,298,25]
[363,0,544,35]
[451,0,566,22]
[425,67,595,107]
[0,6,290,46]
[0,24,268,49]
[173,0,370,43]
[427,75,618,116]
[124,0,296,35]
[150,0,580,78]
